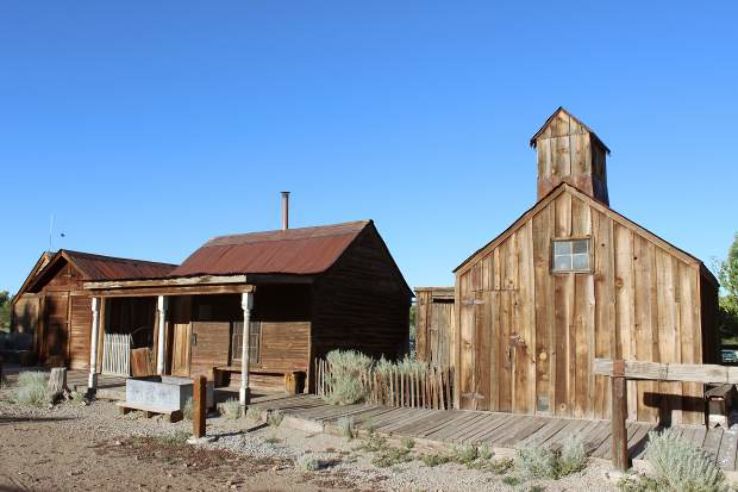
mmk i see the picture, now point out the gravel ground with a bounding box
[0,379,621,491]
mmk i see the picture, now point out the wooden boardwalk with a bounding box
[250,394,738,473]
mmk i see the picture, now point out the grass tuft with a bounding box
[11,371,48,407]
[218,399,242,420]
[336,416,355,440]
[515,436,587,480]
[267,409,284,428]
[182,397,194,421]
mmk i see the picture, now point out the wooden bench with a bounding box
[213,366,306,393]
[705,384,736,428]
[116,401,183,423]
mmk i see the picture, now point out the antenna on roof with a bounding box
[281,191,290,231]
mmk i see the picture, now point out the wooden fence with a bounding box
[594,358,738,472]
[314,358,454,410]
[102,333,132,376]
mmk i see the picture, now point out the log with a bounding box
[193,375,207,438]
[611,360,629,471]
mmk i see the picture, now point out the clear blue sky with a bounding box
[2,1,737,294]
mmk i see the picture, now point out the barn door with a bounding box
[43,293,70,362]
[190,322,230,378]
[171,323,192,376]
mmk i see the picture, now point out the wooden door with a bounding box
[190,322,230,378]
[44,293,69,361]
[171,323,192,376]
[68,296,92,369]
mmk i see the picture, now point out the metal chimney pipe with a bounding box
[281,191,290,230]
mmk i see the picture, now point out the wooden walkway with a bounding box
[250,394,738,473]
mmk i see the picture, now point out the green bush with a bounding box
[12,371,48,407]
[641,429,726,492]
[420,452,451,467]
[324,350,373,405]
[515,437,587,480]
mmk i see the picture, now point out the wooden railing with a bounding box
[314,358,454,410]
[593,358,737,472]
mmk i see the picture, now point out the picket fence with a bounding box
[314,358,454,410]
[101,333,132,376]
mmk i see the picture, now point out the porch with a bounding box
[248,394,738,475]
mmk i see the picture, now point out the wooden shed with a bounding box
[414,287,455,367]
[12,250,176,369]
[84,220,412,395]
[452,108,719,425]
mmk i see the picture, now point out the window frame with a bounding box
[231,321,262,366]
[550,236,594,274]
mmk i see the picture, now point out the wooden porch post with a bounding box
[88,297,100,389]
[240,292,254,406]
[612,359,629,471]
[156,296,168,375]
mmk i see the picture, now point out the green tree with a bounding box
[0,290,11,332]
[719,233,738,343]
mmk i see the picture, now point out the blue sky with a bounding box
[2,1,737,293]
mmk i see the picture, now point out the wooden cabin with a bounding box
[414,287,455,367]
[84,220,412,394]
[11,250,176,369]
[452,107,719,425]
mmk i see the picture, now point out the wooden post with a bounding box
[240,292,254,406]
[611,359,629,471]
[156,296,168,375]
[88,297,100,389]
[193,375,206,438]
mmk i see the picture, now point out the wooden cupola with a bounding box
[530,107,610,205]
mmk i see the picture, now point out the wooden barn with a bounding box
[452,107,719,425]
[83,219,412,402]
[11,250,176,369]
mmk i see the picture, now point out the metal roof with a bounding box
[169,220,371,278]
[62,250,177,281]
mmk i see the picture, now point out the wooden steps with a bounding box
[116,402,183,423]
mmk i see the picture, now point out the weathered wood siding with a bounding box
[535,109,609,205]
[259,322,310,370]
[68,295,92,369]
[311,224,412,374]
[455,187,711,425]
[415,288,455,367]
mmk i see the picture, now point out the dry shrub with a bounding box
[324,350,373,405]
[218,399,242,420]
[12,371,48,407]
[515,436,587,480]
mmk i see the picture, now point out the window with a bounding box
[552,239,591,273]
[231,321,261,364]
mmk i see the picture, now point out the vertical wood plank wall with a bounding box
[455,188,707,424]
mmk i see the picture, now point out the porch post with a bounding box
[240,292,254,406]
[156,296,168,375]
[88,297,100,389]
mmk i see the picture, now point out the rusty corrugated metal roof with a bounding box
[63,250,177,281]
[170,220,370,277]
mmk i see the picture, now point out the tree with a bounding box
[0,290,11,332]
[719,233,738,343]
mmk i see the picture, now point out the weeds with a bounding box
[11,371,48,407]
[218,399,242,420]
[357,432,388,453]
[502,476,521,487]
[401,437,415,450]
[267,409,284,428]
[336,416,355,440]
[298,455,322,472]
[371,445,413,468]
[515,437,586,480]
[157,429,190,446]
[420,452,451,467]
[245,406,262,422]
[182,397,194,421]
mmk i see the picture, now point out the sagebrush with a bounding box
[639,429,726,492]
[324,350,373,405]
[515,436,587,480]
[182,397,194,421]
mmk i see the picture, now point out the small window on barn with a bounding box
[551,239,591,273]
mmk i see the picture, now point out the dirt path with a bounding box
[0,405,353,491]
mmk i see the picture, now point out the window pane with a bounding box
[573,240,589,254]
[553,241,572,255]
[553,255,572,271]
[573,253,590,270]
